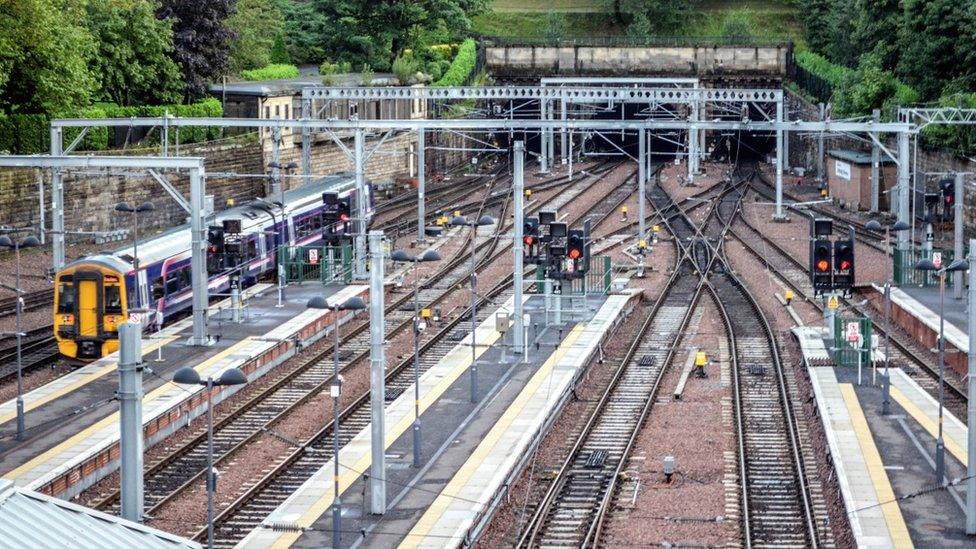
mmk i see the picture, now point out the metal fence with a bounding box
[480,36,792,48]
[893,247,957,287]
[791,63,833,104]
[533,255,613,295]
[278,244,353,285]
[832,314,873,368]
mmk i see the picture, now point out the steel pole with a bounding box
[15,243,24,440]
[870,109,880,213]
[132,213,140,310]
[897,132,911,250]
[882,228,893,415]
[954,173,964,299]
[936,273,946,483]
[470,226,478,403]
[50,126,65,271]
[638,129,647,245]
[412,264,422,467]
[189,167,209,345]
[353,129,367,280]
[368,231,386,515]
[206,377,215,549]
[774,99,785,219]
[271,127,282,196]
[301,98,311,186]
[966,237,976,534]
[513,141,525,358]
[817,103,826,186]
[332,308,342,549]
[119,322,144,522]
[539,100,548,173]
[417,128,426,243]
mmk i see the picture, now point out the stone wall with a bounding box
[0,131,420,244]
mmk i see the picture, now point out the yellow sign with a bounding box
[638,239,647,249]
[525,189,532,198]
[828,295,839,309]
[784,289,794,303]
[695,351,707,367]
[621,206,628,214]
[652,225,660,233]
[420,308,432,319]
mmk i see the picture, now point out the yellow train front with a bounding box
[53,257,131,360]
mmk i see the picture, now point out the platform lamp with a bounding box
[915,256,968,484]
[391,249,441,467]
[307,294,367,549]
[172,366,248,549]
[449,214,495,403]
[115,201,154,310]
[866,219,910,416]
[0,233,39,441]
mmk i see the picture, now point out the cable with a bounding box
[0,394,118,442]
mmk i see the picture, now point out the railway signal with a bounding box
[810,238,832,293]
[833,230,855,291]
[940,177,955,222]
[523,217,540,258]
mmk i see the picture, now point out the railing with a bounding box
[481,36,792,48]
[277,244,353,285]
[791,63,832,104]
[832,315,872,368]
[533,255,612,295]
[894,247,957,287]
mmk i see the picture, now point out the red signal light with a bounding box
[816,259,829,272]
[524,236,535,246]
[568,248,582,260]
[839,260,852,271]
[339,214,349,222]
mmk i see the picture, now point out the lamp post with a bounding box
[391,249,441,467]
[114,201,154,310]
[914,257,968,483]
[0,233,40,441]
[449,214,495,403]
[866,219,910,415]
[307,295,367,549]
[172,366,248,549]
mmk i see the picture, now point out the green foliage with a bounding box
[158,0,236,100]
[59,106,110,152]
[85,0,183,106]
[833,52,898,117]
[543,11,567,43]
[240,64,300,81]
[719,9,753,40]
[850,0,900,70]
[432,38,477,87]
[228,0,286,73]
[9,114,49,154]
[0,0,96,115]
[270,34,291,64]
[897,0,976,100]
[360,64,375,86]
[0,115,13,153]
[605,0,698,36]
[392,55,419,84]
[923,93,976,155]
[319,60,351,85]
[795,50,851,89]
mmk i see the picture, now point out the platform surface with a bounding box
[798,326,973,547]
[886,284,968,352]
[0,282,367,496]
[238,289,639,548]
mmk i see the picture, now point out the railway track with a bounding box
[188,162,632,546]
[0,327,61,387]
[0,288,54,318]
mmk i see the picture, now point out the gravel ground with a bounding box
[601,296,733,547]
[102,163,634,536]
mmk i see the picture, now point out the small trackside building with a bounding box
[826,149,896,211]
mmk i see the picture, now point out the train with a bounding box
[53,174,374,360]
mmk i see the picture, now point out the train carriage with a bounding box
[53,174,373,360]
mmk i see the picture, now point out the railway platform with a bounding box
[0,281,369,501]
[865,284,968,375]
[796,326,972,547]
[237,288,642,548]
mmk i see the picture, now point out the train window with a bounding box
[152,278,164,300]
[105,286,122,313]
[57,282,75,313]
[166,273,181,295]
[246,239,258,260]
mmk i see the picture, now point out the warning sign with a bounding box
[933,251,943,269]
[827,295,839,310]
[308,249,319,265]
[846,321,861,343]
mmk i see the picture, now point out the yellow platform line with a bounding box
[889,386,967,465]
[400,324,585,549]
[0,336,178,426]
[268,324,511,549]
[840,384,914,549]
[4,337,255,483]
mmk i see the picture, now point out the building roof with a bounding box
[0,479,199,549]
[209,74,397,98]
[828,149,895,165]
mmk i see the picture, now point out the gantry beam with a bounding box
[900,108,976,127]
[299,86,782,104]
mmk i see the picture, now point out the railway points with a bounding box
[0,282,368,501]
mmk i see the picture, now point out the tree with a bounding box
[850,0,900,71]
[898,0,976,99]
[0,0,96,114]
[824,0,858,67]
[227,0,285,73]
[833,51,897,117]
[158,0,237,100]
[799,0,833,57]
[269,33,290,64]
[605,0,698,36]
[86,0,183,106]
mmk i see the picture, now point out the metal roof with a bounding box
[209,74,397,97]
[0,479,199,548]
[828,148,895,165]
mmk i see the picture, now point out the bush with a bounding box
[269,34,290,65]
[432,39,477,87]
[0,116,13,153]
[240,63,300,81]
[795,50,852,89]
[10,114,49,154]
[360,64,374,86]
[392,55,418,85]
[59,106,110,151]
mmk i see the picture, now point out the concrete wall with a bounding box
[487,45,791,78]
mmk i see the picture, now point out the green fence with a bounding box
[278,244,352,284]
[833,314,872,368]
[533,256,612,295]
[894,247,957,287]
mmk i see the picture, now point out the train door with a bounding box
[75,271,103,341]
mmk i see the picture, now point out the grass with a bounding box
[476,0,802,43]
